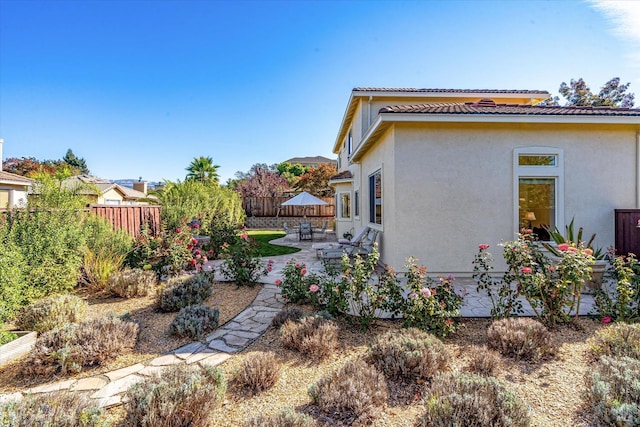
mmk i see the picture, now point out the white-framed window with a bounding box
[338,191,351,219]
[348,130,353,156]
[514,147,564,239]
[369,169,382,225]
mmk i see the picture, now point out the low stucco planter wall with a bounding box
[0,331,36,367]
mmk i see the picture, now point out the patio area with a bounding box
[205,234,600,318]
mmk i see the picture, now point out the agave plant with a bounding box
[542,218,605,259]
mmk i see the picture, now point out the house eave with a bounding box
[350,112,640,162]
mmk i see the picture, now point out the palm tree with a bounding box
[185,156,220,184]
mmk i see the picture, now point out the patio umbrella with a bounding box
[281,191,328,218]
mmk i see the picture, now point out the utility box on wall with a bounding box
[615,209,640,257]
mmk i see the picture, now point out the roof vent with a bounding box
[473,98,497,107]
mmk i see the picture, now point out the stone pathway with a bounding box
[0,234,601,407]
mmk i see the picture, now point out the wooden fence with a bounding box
[90,204,162,237]
[615,209,640,257]
[243,197,334,217]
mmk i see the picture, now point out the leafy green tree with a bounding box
[63,149,89,175]
[276,162,309,186]
[557,77,635,108]
[185,156,221,184]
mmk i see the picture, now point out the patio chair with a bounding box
[283,222,297,240]
[313,220,328,240]
[338,226,370,247]
[319,229,379,262]
[299,222,313,241]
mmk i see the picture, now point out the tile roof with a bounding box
[0,170,34,184]
[378,102,640,117]
[354,88,550,95]
[329,170,353,181]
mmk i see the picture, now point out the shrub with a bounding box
[586,355,640,426]
[368,328,449,382]
[108,267,157,298]
[309,359,387,424]
[0,240,27,322]
[487,317,552,361]
[126,223,193,278]
[271,307,303,328]
[280,314,339,358]
[15,294,88,333]
[219,229,273,287]
[588,322,640,360]
[169,304,219,340]
[402,259,463,338]
[245,407,316,427]
[593,254,640,323]
[467,345,501,376]
[122,364,226,427]
[81,215,132,291]
[0,391,110,427]
[22,316,138,377]
[235,351,281,393]
[418,373,531,427]
[280,259,314,303]
[156,273,213,312]
[0,330,18,346]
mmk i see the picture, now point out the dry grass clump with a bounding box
[588,322,640,360]
[122,364,226,427]
[466,345,501,376]
[22,316,138,377]
[280,314,339,358]
[244,407,316,427]
[367,328,449,382]
[309,358,388,425]
[108,267,157,298]
[271,307,303,328]
[14,294,88,333]
[156,273,213,312]
[168,304,219,340]
[585,355,640,426]
[0,391,109,426]
[418,373,531,427]
[487,317,552,361]
[235,351,281,394]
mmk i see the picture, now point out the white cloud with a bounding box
[588,1,640,84]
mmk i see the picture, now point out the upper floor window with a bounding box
[348,131,353,155]
[354,190,359,218]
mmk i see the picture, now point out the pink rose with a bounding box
[521,267,532,274]
[193,223,200,229]
[549,265,555,272]
[240,233,249,241]
[557,243,570,252]
[601,316,612,323]
[567,246,578,253]
[194,249,200,255]
[208,249,214,256]
[275,279,282,286]
[192,238,198,245]
[267,266,272,272]
[190,259,196,266]
[301,268,307,275]
[309,284,319,293]
[585,248,593,256]
[478,244,490,251]
[196,254,201,259]
[176,228,182,233]
[409,293,417,299]
[421,287,432,298]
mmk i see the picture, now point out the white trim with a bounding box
[381,112,640,125]
[337,191,351,220]
[513,147,565,235]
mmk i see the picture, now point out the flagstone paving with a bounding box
[1,234,600,407]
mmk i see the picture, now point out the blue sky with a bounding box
[1,0,639,184]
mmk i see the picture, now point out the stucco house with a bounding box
[61,175,156,205]
[329,87,640,275]
[0,139,33,209]
[284,156,337,169]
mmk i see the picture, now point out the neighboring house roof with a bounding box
[379,102,640,116]
[0,170,34,186]
[61,175,117,195]
[117,185,158,201]
[284,156,336,165]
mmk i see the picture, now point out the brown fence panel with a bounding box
[90,205,162,237]
[243,197,334,217]
[615,209,640,257]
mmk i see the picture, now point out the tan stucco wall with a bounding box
[0,185,29,208]
[98,188,124,204]
[373,123,638,275]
